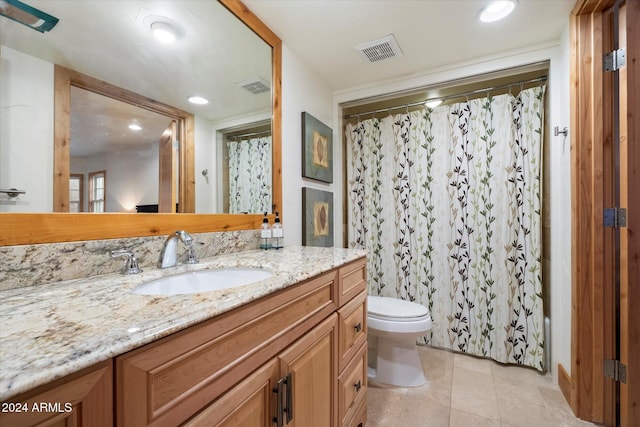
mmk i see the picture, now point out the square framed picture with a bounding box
[302,112,333,183]
[302,187,333,247]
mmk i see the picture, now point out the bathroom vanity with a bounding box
[0,247,368,427]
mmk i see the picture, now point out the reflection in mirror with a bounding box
[70,87,179,213]
[219,121,272,214]
[0,0,273,214]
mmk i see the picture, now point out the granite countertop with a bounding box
[0,246,367,400]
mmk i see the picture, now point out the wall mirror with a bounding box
[0,0,282,245]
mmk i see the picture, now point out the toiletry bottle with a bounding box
[272,212,283,249]
[260,212,272,250]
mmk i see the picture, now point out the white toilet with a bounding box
[367,295,432,387]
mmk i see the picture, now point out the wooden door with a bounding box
[570,0,639,425]
[617,1,639,425]
[183,359,279,427]
[158,120,177,213]
[277,314,338,427]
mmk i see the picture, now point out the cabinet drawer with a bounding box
[338,258,367,307]
[344,397,367,427]
[117,270,337,427]
[338,343,367,426]
[338,291,366,372]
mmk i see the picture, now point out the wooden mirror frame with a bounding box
[0,0,282,246]
[54,65,197,213]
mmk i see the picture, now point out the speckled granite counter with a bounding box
[0,246,367,400]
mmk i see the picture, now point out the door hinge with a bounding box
[604,359,627,383]
[603,207,627,228]
[604,48,626,71]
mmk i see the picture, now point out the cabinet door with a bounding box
[183,359,279,427]
[277,314,338,427]
[0,361,112,427]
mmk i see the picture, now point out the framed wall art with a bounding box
[301,112,333,183]
[302,187,333,247]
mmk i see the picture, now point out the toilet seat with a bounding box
[367,296,432,334]
[368,296,430,322]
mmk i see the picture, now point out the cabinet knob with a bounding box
[354,322,362,333]
[354,380,362,392]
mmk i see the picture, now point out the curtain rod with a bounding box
[227,129,272,140]
[343,75,547,119]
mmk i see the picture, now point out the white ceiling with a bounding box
[243,0,576,91]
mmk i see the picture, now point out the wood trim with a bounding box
[558,363,572,407]
[220,0,283,218]
[619,1,640,425]
[570,3,611,423]
[0,0,282,246]
[0,360,113,426]
[0,213,268,245]
[571,1,640,425]
[53,65,195,213]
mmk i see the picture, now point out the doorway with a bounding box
[569,0,639,425]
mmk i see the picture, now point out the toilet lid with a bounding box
[368,296,430,320]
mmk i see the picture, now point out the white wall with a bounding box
[0,46,54,212]
[548,24,572,384]
[328,39,572,383]
[280,45,334,246]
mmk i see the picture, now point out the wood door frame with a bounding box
[568,0,639,425]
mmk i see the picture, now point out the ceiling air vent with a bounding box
[355,34,403,63]
[235,77,271,95]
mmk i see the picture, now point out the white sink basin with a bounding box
[132,268,273,296]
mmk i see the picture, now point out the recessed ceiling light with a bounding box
[479,0,517,23]
[425,99,443,109]
[151,21,178,43]
[188,95,209,105]
[144,15,184,43]
[128,124,142,131]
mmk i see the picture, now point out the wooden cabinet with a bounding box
[1,256,367,427]
[277,314,337,427]
[183,359,280,427]
[116,269,338,426]
[0,361,113,427]
[336,259,368,427]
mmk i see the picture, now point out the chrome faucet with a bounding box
[158,230,198,268]
[110,250,142,275]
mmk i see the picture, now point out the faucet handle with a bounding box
[110,250,143,275]
[184,241,198,264]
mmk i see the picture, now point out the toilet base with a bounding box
[368,336,425,387]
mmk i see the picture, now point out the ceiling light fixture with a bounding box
[0,0,59,32]
[479,0,517,23]
[145,15,184,44]
[151,21,178,43]
[425,99,443,109]
[188,95,209,105]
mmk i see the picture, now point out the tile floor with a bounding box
[366,346,599,427]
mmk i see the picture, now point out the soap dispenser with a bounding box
[260,212,272,250]
[272,212,283,249]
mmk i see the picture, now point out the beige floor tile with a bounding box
[364,347,599,427]
[397,395,450,427]
[454,352,494,374]
[366,386,405,427]
[451,367,499,420]
[449,408,502,427]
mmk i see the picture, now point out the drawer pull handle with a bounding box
[354,380,362,392]
[354,322,362,333]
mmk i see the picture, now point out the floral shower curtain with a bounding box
[227,135,272,213]
[346,86,546,370]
